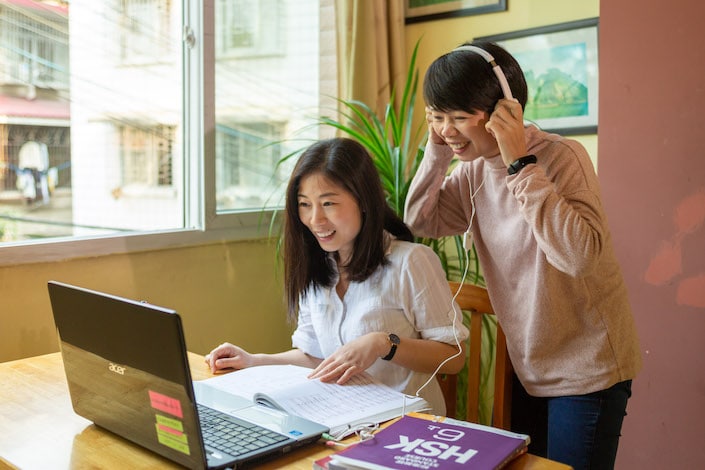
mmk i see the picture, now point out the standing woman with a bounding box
[207,137,469,416]
[405,41,642,470]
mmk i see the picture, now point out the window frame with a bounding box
[0,0,279,267]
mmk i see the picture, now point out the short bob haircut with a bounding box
[424,41,528,116]
[283,137,412,320]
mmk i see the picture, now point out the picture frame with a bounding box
[405,0,507,24]
[477,18,599,135]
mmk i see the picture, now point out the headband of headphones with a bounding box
[453,45,513,100]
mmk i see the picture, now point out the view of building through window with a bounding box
[1,0,71,241]
[214,0,326,212]
[0,0,329,244]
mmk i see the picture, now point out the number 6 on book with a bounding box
[433,427,465,442]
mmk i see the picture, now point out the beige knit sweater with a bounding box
[405,125,642,397]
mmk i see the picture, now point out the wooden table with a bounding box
[0,352,570,469]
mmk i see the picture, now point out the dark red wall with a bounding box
[599,2,705,468]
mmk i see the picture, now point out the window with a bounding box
[215,0,283,58]
[0,1,69,90]
[119,124,174,188]
[215,0,325,213]
[216,122,282,209]
[0,0,334,263]
[120,0,172,64]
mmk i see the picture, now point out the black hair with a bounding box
[423,41,528,115]
[283,137,413,320]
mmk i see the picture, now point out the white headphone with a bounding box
[453,45,514,100]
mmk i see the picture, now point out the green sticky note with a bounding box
[156,413,184,432]
[155,423,190,455]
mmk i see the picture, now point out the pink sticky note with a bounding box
[148,390,183,418]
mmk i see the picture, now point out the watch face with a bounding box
[389,333,400,345]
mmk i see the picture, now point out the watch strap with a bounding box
[507,154,537,175]
[381,333,400,361]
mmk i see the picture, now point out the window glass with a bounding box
[0,0,334,248]
[0,0,185,242]
[215,0,282,58]
[120,0,172,65]
[214,0,326,213]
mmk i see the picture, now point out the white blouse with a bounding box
[291,239,470,414]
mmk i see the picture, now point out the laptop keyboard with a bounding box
[197,404,290,457]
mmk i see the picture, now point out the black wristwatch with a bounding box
[381,333,400,361]
[507,154,537,175]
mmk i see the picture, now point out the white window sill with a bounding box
[0,212,280,267]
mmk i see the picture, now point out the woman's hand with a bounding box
[425,106,446,146]
[307,333,387,385]
[485,99,528,167]
[204,342,254,373]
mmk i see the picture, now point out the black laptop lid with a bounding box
[48,281,208,469]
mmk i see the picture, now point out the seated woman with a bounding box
[206,137,469,415]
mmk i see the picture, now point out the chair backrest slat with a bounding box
[439,281,513,430]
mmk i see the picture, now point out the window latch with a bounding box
[183,25,196,49]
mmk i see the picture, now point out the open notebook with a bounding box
[47,281,329,469]
[199,363,429,440]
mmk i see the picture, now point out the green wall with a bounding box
[0,239,292,363]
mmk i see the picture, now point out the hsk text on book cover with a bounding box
[331,414,529,470]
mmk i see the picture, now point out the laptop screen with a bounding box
[48,281,329,470]
[48,280,209,468]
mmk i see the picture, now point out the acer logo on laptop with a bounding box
[108,362,126,375]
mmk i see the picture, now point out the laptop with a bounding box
[47,281,329,469]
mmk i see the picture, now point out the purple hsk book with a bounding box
[330,414,530,470]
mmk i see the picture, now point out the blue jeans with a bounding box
[511,377,632,470]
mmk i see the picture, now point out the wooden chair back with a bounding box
[438,281,513,429]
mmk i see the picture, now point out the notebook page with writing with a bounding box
[199,364,428,438]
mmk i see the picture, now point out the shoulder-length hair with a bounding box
[283,137,412,320]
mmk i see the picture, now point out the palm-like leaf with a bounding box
[316,41,423,217]
[309,40,484,285]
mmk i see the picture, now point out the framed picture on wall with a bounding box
[477,18,599,135]
[405,0,507,24]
